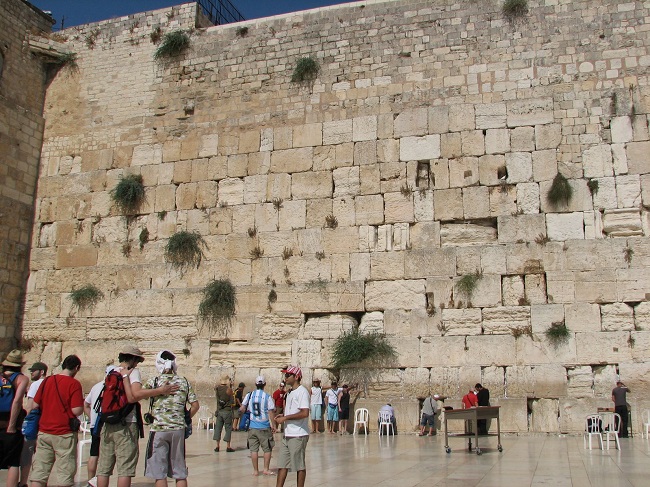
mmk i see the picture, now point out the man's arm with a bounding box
[189,400,200,418]
[122,373,179,403]
[275,408,309,423]
[83,399,92,419]
[7,375,29,433]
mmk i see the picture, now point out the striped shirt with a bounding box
[244,389,275,429]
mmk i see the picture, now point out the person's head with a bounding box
[281,365,302,386]
[616,381,623,386]
[155,350,177,374]
[475,383,483,390]
[220,374,231,386]
[331,381,338,389]
[1,349,25,374]
[238,382,245,390]
[342,384,349,391]
[313,378,320,387]
[279,382,286,389]
[61,355,82,376]
[255,376,266,390]
[118,345,145,368]
[28,362,48,380]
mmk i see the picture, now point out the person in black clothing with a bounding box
[337,385,352,434]
[475,383,490,435]
[612,381,630,437]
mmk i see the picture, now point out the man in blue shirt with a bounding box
[241,376,276,476]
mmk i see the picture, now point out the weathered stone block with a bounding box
[131,144,163,166]
[524,274,547,304]
[506,152,533,183]
[507,98,554,127]
[502,275,524,306]
[626,141,650,175]
[497,214,546,243]
[365,280,426,311]
[575,332,632,364]
[199,134,219,157]
[414,190,434,222]
[292,340,322,368]
[384,192,414,223]
[354,141,377,167]
[610,116,633,143]
[293,123,322,148]
[510,126,535,152]
[303,313,356,340]
[210,342,292,367]
[478,154,506,186]
[530,304,564,334]
[449,157,479,188]
[483,306,530,334]
[399,135,440,161]
[564,303,601,332]
[441,223,497,247]
[485,129,510,155]
[394,109,428,137]
[370,252,404,281]
[462,186,490,219]
[441,308,482,336]
[529,398,559,433]
[404,249,456,278]
[292,171,333,199]
[592,177,618,210]
[583,145,613,178]
[601,302,634,331]
[616,174,641,208]
[359,311,384,334]
[333,166,360,197]
[546,212,585,241]
[461,130,485,156]
[440,132,461,159]
[218,178,244,206]
[352,116,377,142]
[517,182,540,214]
[602,208,642,236]
[534,123,561,150]
[475,103,506,129]
[466,335,517,366]
[448,105,475,132]
[270,147,313,174]
[433,188,463,221]
[323,120,353,145]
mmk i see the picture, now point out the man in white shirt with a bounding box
[275,366,309,487]
[19,362,47,487]
[83,366,114,487]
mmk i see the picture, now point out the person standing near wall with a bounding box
[475,383,490,435]
[213,375,235,452]
[19,362,47,487]
[232,382,245,431]
[83,366,114,487]
[241,376,276,477]
[309,379,322,434]
[325,382,340,434]
[612,381,630,438]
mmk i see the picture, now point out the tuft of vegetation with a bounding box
[545,320,570,347]
[139,228,149,250]
[70,284,104,311]
[268,289,277,304]
[535,233,550,246]
[510,325,533,339]
[250,246,264,259]
[150,26,162,44]
[307,278,328,291]
[85,29,100,49]
[518,296,531,306]
[53,52,78,71]
[198,279,236,330]
[282,247,293,260]
[247,226,257,238]
[272,198,283,210]
[587,179,599,196]
[324,214,338,229]
[330,328,397,370]
[154,30,190,60]
[624,245,633,266]
[291,57,319,83]
[121,242,132,258]
[158,210,167,221]
[546,173,573,208]
[437,322,448,336]
[502,0,528,22]
[111,174,145,215]
[164,231,206,271]
[315,251,325,260]
[455,271,483,301]
[235,26,249,37]
[400,184,413,198]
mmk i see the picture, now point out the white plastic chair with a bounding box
[378,410,394,436]
[196,405,214,431]
[642,409,650,439]
[601,412,621,450]
[353,408,369,435]
[583,414,603,450]
[77,420,92,468]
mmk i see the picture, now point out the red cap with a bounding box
[280,365,302,379]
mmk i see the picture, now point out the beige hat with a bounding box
[120,345,145,359]
[220,374,230,385]
[2,349,25,367]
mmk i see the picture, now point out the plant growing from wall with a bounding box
[198,279,236,331]
[164,231,206,271]
[546,173,573,208]
[455,271,483,302]
[139,228,149,250]
[70,284,104,311]
[53,52,78,71]
[235,26,249,37]
[330,328,397,372]
[400,184,413,198]
[282,247,293,260]
[623,245,633,266]
[150,26,162,44]
[324,214,338,229]
[250,246,264,259]
[587,179,599,196]
[502,0,528,22]
[510,325,533,339]
[291,57,319,83]
[111,174,145,215]
[154,30,190,60]
[545,320,570,346]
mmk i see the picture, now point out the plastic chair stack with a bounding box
[353,408,369,435]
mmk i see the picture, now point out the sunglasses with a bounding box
[284,373,295,378]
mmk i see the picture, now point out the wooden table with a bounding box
[443,406,502,455]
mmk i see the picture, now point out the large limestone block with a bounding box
[394,109,428,137]
[404,249,456,278]
[218,178,244,206]
[333,166,360,197]
[481,246,506,275]
[84,317,197,341]
[497,214,546,243]
[333,197,355,228]
[483,306,530,334]
[529,399,560,433]
[582,145,613,178]
[410,222,441,250]
[575,332,632,364]
[617,267,650,303]
[475,103,506,129]
[507,364,567,398]
[489,185,517,216]
[530,304,564,334]
[384,192,414,223]
[478,154,506,186]
[270,147,313,173]
[131,144,163,166]
[323,120,353,145]
[352,116,377,142]
[385,308,439,339]
[370,252,405,281]
[507,98,554,127]
[440,133,461,159]
[466,335,516,366]
[440,308,482,336]
[433,188,463,221]
[515,332,577,365]
[354,195,384,225]
[564,303,601,332]
[616,175,642,208]
[602,208,642,236]
[293,123,322,148]
[600,303,634,331]
[354,141,377,167]
[280,284,364,314]
[517,182,540,214]
[485,129,510,155]
[198,134,219,157]
[539,178,592,213]
[350,253,370,283]
[428,106,449,134]
[591,177,617,210]
[414,190,434,222]
[431,159,450,189]
[291,171,333,199]
[22,319,85,341]
[546,212,585,241]
[399,135,441,161]
[463,274,501,308]
[502,275,524,306]
[303,313,357,340]
[534,123,561,150]
[532,149,557,182]
[506,152,533,183]
[560,398,606,433]
[365,280,426,311]
[376,139,399,163]
[448,105,475,132]
[449,157,479,188]
[524,274,547,304]
[626,141,650,175]
[55,245,98,268]
[592,364,618,397]
[210,342,292,367]
[292,340,322,368]
[461,131,485,157]
[440,223,497,247]
[243,175,267,204]
[610,116,633,143]
[511,126,535,152]
[359,311,384,334]
[420,337,466,367]
[267,173,292,201]
[386,337,420,368]
[462,186,490,219]
[635,302,650,330]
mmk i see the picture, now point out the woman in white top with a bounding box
[309,379,323,433]
[325,382,340,433]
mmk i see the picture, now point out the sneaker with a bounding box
[88,477,98,487]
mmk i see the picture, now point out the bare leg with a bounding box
[20,463,30,486]
[251,451,259,475]
[87,456,98,480]
[262,452,272,474]
[154,479,168,487]
[117,477,132,487]
[96,477,109,487]
[174,480,187,487]
[276,468,288,487]
[7,466,19,487]
[297,470,306,487]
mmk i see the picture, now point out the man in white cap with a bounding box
[240,376,276,476]
[96,346,179,487]
[275,366,310,487]
[0,350,29,487]
[137,351,199,487]
[83,366,114,487]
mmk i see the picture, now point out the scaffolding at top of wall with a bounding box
[197,0,245,25]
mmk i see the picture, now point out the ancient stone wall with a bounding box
[0,0,53,351]
[23,0,650,433]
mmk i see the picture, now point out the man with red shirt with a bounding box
[272,383,287,431]
[29,355,83,487]
[461,387,478,409]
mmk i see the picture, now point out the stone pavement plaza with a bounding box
[4,430,649,487]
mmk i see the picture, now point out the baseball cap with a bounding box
[280,365,302,379]
[256,375,266,385]
[28,362,48,372]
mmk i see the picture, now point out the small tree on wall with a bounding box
[198,279,237,334]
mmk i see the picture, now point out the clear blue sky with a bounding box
[30,1,357,29]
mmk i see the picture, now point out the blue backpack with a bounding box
[0,372,21,413]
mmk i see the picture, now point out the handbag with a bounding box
[21,408,41,440]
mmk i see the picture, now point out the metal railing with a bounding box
[197,0,246,25]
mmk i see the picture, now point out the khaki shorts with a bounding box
[30,432,77,486]
[97,422,139,478]
[144,430,187,480]
[276,436,308,472]
[248,428,274,453]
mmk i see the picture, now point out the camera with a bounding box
[143,413,155,425]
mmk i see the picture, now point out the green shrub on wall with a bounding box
[111,174,145,214]
[546,173,573,208]
[291,57,319,82]
[70,284,104,311]
[154,30,190,60]
[164,231,206,271]
[198,279,237,331]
